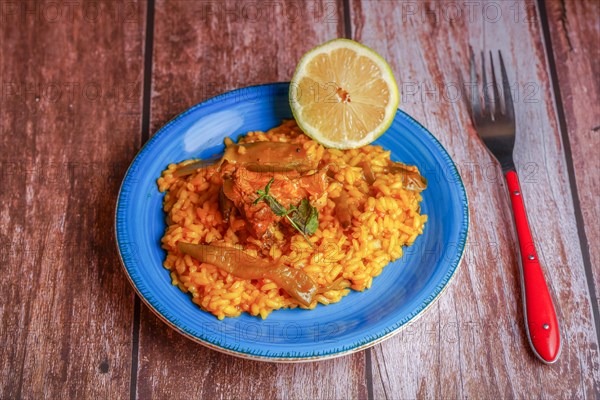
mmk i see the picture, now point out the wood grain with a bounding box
[0,1,146,398]
[137,1,368,399]
[545,0,600,311]
[350,0,600,398]
[4,0,595,398]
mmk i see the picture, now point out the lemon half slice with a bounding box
[290,38,399,149]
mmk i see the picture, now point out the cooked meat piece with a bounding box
[222,167,327,238]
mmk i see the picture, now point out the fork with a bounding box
[469,50,561,364]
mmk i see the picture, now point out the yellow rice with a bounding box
[157,120,427,319]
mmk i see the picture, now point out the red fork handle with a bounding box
[506,170,561,363]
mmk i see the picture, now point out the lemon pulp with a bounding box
[290,38,399,149]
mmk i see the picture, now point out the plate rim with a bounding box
[115,82,470,362]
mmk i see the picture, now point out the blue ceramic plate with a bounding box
[115,83,469,361]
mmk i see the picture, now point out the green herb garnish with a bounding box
[254,178,319,246]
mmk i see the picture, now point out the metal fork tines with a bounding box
[469,49,516,173]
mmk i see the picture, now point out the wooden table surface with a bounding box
[2,0,598,398]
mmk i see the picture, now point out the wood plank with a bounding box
[0,1,146,398]
[137,1,367,399]
[545,0,600,311]
[350,0,600,398]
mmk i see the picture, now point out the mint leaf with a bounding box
[254,179,319,245]
[254,178,288,216]
[290,199,319,236]
[264,196,288,217]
